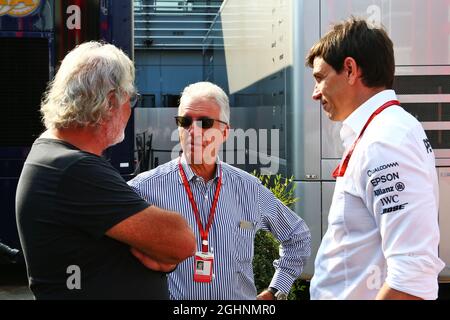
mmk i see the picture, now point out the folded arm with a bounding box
[106,205,196,265]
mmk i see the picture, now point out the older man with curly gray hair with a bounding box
[16,41,195,300]
[41,41,137,146]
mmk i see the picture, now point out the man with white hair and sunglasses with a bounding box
[129,81,311,300]
[16,41,196,300]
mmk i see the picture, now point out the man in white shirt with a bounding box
[305,17,445,300]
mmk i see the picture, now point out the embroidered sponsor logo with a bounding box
[423,139,433,154]
[395,182,405,192]
[381,203,408,215]
[370,172,400,187]
[0,0,41,17]
[380,195,400,206]
[367,162,400,177]
[374,186,394,197]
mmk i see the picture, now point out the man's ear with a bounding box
[99,91,118,125]
[222,125,230,142]
[343,57,360,85]
[107,90,118,109]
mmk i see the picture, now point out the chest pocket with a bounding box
[232,224,257,263]
[216,191,259,264]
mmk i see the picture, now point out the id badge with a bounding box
[193,251,214,283]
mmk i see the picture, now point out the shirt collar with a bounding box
[340,89,398,150]
[177,154,225,185]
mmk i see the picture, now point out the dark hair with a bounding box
[305,17,395,89]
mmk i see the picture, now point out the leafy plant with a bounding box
[252,172,298,208]
[252,171,309,300]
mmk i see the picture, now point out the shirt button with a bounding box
[205,195,208,200]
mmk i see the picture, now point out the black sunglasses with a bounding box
[129,92,141,108]
[175,116,228,129]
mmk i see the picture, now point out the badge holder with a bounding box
[194,250,214,283]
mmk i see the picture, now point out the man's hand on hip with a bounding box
[256,289,275,300]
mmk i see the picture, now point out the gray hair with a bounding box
[41,41,135,129]
[179,82,230,124]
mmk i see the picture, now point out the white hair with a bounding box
[179,81,230,124]
[41,41,135,129]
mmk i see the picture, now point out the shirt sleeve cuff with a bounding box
[386,254,445,300]
[269,269,296,294]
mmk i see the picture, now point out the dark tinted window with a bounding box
[0,38,48,147]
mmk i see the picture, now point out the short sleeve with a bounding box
[56,156,150,239]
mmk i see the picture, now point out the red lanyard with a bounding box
[178,159,222,253]
[333,100,400,178]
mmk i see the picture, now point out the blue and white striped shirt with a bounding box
[128,156,311,300]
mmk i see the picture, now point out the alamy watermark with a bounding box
[66,265,81,290]
[170,127,281,174]
[366,265,384,290]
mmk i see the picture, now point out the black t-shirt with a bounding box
[16,138,168,300]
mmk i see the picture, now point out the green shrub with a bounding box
[252,171,309,300]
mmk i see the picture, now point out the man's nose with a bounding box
[187,122,204,137]
[312,85,322,101]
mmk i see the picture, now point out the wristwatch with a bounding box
[267,287,288,300]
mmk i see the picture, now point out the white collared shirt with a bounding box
[310,90,445,300]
